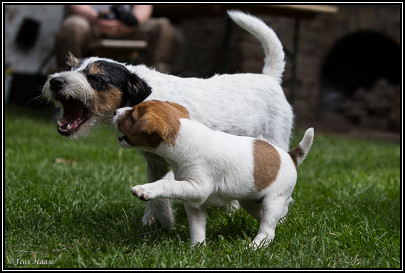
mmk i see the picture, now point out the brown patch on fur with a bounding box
[117,100,190,148]
[86,62,124,116]
[87,62,105,75]
[92,87,124,116]
[288,146,304,168]
[253,139,281,191]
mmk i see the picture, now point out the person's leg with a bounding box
[54,15,95,70]
[122,18,179,72]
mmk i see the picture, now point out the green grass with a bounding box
[4,104,401,268]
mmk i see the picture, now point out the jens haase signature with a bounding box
[8,258,54,266]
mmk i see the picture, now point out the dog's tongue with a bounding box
[57,117,85,135]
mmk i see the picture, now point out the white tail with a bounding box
[227,10,285,84]
[288,128,314,167]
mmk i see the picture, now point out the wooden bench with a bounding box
[90,39,147,63]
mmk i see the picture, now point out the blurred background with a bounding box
[4,4,401,142]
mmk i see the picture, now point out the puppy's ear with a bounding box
[129,116,166,148]
[128,101,188,147]
[66,51,80,69]
[164,101,190,119]
[134,111,179,146]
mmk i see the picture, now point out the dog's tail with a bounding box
[227,10,285,84]
[288,128,314,167]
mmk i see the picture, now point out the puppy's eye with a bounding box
[124,112,135,123]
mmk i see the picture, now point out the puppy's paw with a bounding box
[131,185,153,201]
[249,233,273,249]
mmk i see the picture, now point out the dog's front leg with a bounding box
[140,151,174,230]
[133,179,207,245]
[131,178,209,203]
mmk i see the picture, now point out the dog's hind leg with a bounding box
[140,151,175,230]
[249,195,290,249]
[184,204,207,246]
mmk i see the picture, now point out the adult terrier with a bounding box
[114,100,313,248]
[42,11,294,230]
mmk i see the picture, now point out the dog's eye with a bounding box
[87,74,109,90]
[87,73,107,82]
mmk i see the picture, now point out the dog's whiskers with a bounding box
[26,93,48,106]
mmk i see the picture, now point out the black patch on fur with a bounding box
[84,60,152,107]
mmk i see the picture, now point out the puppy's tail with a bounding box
[288,128,314,167]
[227,10,285,84]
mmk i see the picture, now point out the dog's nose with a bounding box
[113,110,117,116]
[49,77,65,92]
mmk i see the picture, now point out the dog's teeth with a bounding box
[67,124,71,130]
[57,121,63,127]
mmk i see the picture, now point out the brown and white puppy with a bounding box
[114,100,314,248]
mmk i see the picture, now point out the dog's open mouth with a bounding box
[56,96,90,136]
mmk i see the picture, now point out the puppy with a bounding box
[42,11,294,230]
[114,100,314,248]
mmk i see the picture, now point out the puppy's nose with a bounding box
[113,110,117,116]
[49,77,65,92]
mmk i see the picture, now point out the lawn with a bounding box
[4,104,401,269]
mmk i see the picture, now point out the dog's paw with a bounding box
[131,185,153,201]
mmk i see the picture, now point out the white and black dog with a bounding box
[42,11,294,230]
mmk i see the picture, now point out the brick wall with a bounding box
[169,5,401,131]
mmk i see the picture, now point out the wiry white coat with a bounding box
[128,10,292,151]
[130,67,293,149]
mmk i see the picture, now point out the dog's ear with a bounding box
[66,52,80,69]
[127,73,152,106]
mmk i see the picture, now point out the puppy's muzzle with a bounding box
[113,107,133,126]
[113,107,135,148]
[117,132,133,149]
